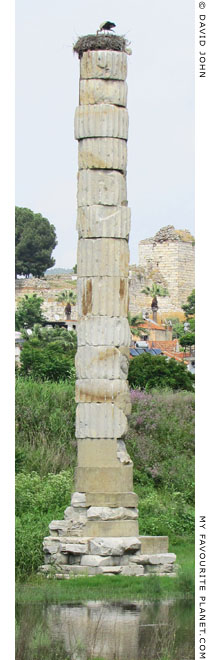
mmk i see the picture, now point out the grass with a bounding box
[16,540,194,605]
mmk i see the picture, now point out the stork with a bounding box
[97,21,116,35]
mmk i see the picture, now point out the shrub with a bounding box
[15,294,47,330]
[128,352,194,391]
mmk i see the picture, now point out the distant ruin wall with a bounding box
[15,275,78,321]
[129,225,195,320]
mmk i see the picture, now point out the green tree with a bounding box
[128,352,194,391]
[19,326,77,381]
[15,294,47,330]
[128,312,145,338]
[56,290,77,305]
[179,332,195,351]
[182,289,195,318]
[141,283,169,297]
[15,207,57,277]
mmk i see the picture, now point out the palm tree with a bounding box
[56,290,77,319]
[141,283,168,297]
[141,283,168,322]
[128,312,146,338]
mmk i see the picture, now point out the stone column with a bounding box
[74,46,139,539]
[41,37,176,577]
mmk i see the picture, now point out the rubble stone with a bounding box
[121,565,144,576]
[71,492,87,507]
[80,555,114,567]
[59,543,88,554]
[89,537,141,556]
[87,506,138,521]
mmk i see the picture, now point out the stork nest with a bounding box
[73,34,130,58]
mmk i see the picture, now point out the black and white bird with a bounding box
[97,21,116,34]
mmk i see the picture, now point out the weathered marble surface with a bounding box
[77,277,129,317]
[77,316,131,346]
[77,169,127,206]
[80,50,127,81]
[77,205,131,239]
[76,402,128,438]
[75,105,128,140]
[75,346,129,379]
[79,78,128,106]
[77,237,129,277]
[78,137,127,171]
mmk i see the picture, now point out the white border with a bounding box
[0,1,15,658]
[195,1,210,658]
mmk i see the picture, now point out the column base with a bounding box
[40,534,176,578]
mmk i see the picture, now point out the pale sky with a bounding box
[15,0,194,268]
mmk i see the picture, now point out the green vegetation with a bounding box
[56,290,77,305]
[15,377,76,474]
[128,312,145,337]
[128,353,194,391]
[16,470,74,579]
[15,294,47,330]
[141,283,169,297]
[15,206,57,277]
[182,289,195,318]
[17,326,77,381]
[164,290,195,350]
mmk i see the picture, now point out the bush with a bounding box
[19,327,77,382]
[128,353,194,391]
[15,294,47,330]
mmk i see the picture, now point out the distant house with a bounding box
[130,319,191,365]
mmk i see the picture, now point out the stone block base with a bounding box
[40,535,176,578]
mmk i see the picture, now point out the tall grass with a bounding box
[16,377,76,475]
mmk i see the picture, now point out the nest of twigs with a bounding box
[73,34,130,58]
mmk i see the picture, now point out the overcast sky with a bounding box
[15,0,194,268]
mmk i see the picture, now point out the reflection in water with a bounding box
[46,599,194,660]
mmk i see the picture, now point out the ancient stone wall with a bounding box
[15,275,78,320]
[129,225,195,320]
